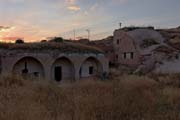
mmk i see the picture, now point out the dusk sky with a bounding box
[0,0,180,42]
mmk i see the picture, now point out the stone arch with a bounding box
[51,57,75,82]
[12,56,45,78]
[79,57,103,79]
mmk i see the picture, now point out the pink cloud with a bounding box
[0,26,15,32]
[1,37,23,41]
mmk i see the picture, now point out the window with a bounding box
[123,53,126,59]
[116,54,119,60]
[175,54,179,59]
[89,66,94,75]
[34,72,40,77]
[131,52,134,59]
[117,39,120,44]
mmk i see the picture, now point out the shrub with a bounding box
[15,39,24,44]
[41,40,47,43]
[51,37,64,43]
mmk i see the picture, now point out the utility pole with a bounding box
[86,29,90,40]
[119,22,122,29]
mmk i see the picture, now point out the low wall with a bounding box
[0,51,109,81]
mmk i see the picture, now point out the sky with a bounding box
[0,0,180,42]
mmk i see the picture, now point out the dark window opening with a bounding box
[79,67,82,76]
[131,52,134,59]
[54,66,62,82]
[124,53,126,59]
[175,54,179,59]
[116,54,119,60]
[34,72,40,77]
[89,66,94,75]
[117,39,119,44]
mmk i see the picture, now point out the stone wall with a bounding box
[113,30,140,67]
[0,51,109,82]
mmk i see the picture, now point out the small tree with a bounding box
[15,39,24,44]
[51,37,64,43]
[41,40,47,43]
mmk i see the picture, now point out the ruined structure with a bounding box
[1,26,180,78]
[113,28,165,67]
[0,42,109,82]
[75,37,115,66]
[69,26,180,74]
[113,27,180,73]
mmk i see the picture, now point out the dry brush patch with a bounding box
[0,74,180,120]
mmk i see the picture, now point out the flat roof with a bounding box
[0,42,103,54]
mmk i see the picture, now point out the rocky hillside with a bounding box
[158,27,180,49]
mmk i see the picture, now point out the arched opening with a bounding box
[51,57,75,82]
[80,57,103,79]
[13,57,45,79]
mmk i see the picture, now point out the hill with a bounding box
[158,27,180,49]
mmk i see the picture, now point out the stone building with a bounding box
[113,30,140,67]
[69,26,180,74]
[113,27,165,70]
[0,42,109,82]
[76,27,165,70]
[75,37,115,66]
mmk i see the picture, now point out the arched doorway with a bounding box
[51,57,75,82]
[13,57,45,79]
[80,57,103,79]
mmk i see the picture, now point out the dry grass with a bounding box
[0,42,103,54]
[0,72,180,120]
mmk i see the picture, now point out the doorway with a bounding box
[89,66,94,75]
[54,66,62,82]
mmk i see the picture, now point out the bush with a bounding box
[41,40,47,43]
[51,37,64,43]
[15,39,24,44]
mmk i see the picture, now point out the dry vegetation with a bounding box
[0,42,103,54]
[0,71,180,120]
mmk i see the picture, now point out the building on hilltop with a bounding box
[68,26,180,74]
[113,26,180,73]
[75,27,166,71]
